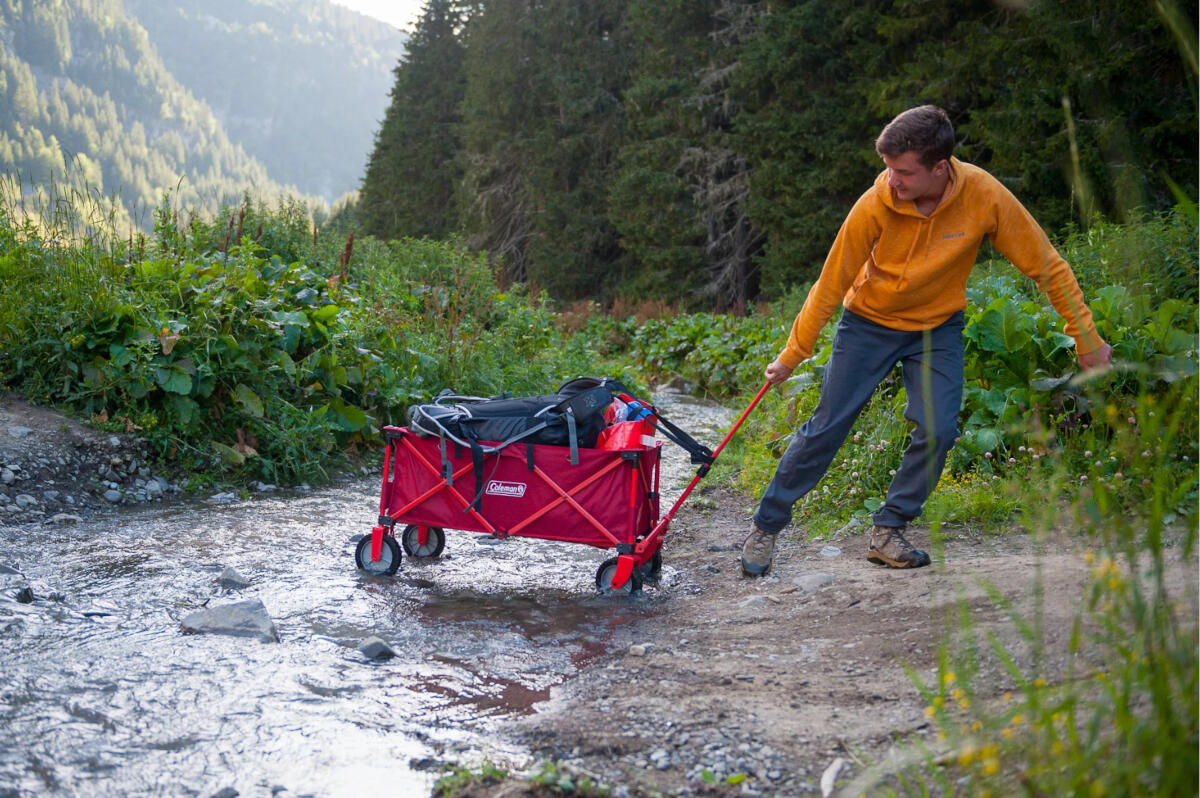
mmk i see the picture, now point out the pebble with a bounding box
[357,636,396,659]
[7,426,32,439]
[103,489,122,503]
[219,567,252,589]
[181,599,279,643]
[793,573,837,592]
[819,546,842,557]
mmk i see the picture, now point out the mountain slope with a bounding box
[0,0,310,228]
[121,0,407,203]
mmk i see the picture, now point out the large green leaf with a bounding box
[155,364,193,395]
[233,383,264,418]
[969,298,1034,355]
[211,440,245,466]
[322,397,367,431]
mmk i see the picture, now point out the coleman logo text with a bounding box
[485,480,527,498]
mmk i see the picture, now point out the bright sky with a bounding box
[329,0,425,31]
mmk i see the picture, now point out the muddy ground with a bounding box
[2,390,1194,797]
[502,499,1196,796]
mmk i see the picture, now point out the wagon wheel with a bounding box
[355,534,401,576]
[595,557,643,594]
[400,525,446,559]
[640,549,663,579]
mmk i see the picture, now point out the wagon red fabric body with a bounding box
[365,425,664,589]
[359,382,771,591]
[381,425,660,546]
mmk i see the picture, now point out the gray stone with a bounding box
[7,426,32,439]
[356,636,395,659]
[209,492,239,504]
[144,480,164,497]
[48,513,83,525]
[819,545,842,558]
[43,490,60,503]
[14,494,36,509]
[103,489,122,503]
[108,436,121,447]
[15,586,34,603]
[792,573,837,592]
[628,643,654,657]
[739,595,769,608]
[219,567,252,589]
[181,599,279,643]
[1,468,14,484]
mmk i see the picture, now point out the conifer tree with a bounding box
[361,0,468,241]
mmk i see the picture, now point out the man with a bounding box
[741,105,1113,576]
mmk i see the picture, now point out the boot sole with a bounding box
[740,558,771,576]
[867,551,929,569]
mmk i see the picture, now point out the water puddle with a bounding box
[0,388,732,795]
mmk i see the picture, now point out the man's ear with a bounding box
[932,159,949,176]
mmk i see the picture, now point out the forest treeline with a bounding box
[0,0,404,230]
[356,0,1198,308]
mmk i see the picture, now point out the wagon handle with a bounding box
[640,381,772,548]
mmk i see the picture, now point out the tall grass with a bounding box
[840,376,1198,797]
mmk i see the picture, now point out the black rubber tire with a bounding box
[400,525,446,558]
[595,557,643,594]
[355,534,401,576]
[640,549,663,579]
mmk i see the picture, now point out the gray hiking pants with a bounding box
[753,309,964,534]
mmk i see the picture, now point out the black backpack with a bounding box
[408,376,620,458]
[407,377,625,508]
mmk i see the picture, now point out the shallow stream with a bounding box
[0,390,733,797]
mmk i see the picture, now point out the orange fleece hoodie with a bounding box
[778,157,1105,368]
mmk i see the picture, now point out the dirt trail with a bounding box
[503,485,1196,797]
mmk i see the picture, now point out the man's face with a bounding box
[882,151,948,203]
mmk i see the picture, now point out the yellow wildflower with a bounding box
[958,744,978,767]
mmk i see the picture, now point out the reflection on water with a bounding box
[0,389,731,796]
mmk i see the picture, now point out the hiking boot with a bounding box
[867,525,931,569]
[741,525,776,576]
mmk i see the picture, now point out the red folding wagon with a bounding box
[355,381,770,592]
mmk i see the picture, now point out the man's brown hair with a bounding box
[875,105,954,167]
